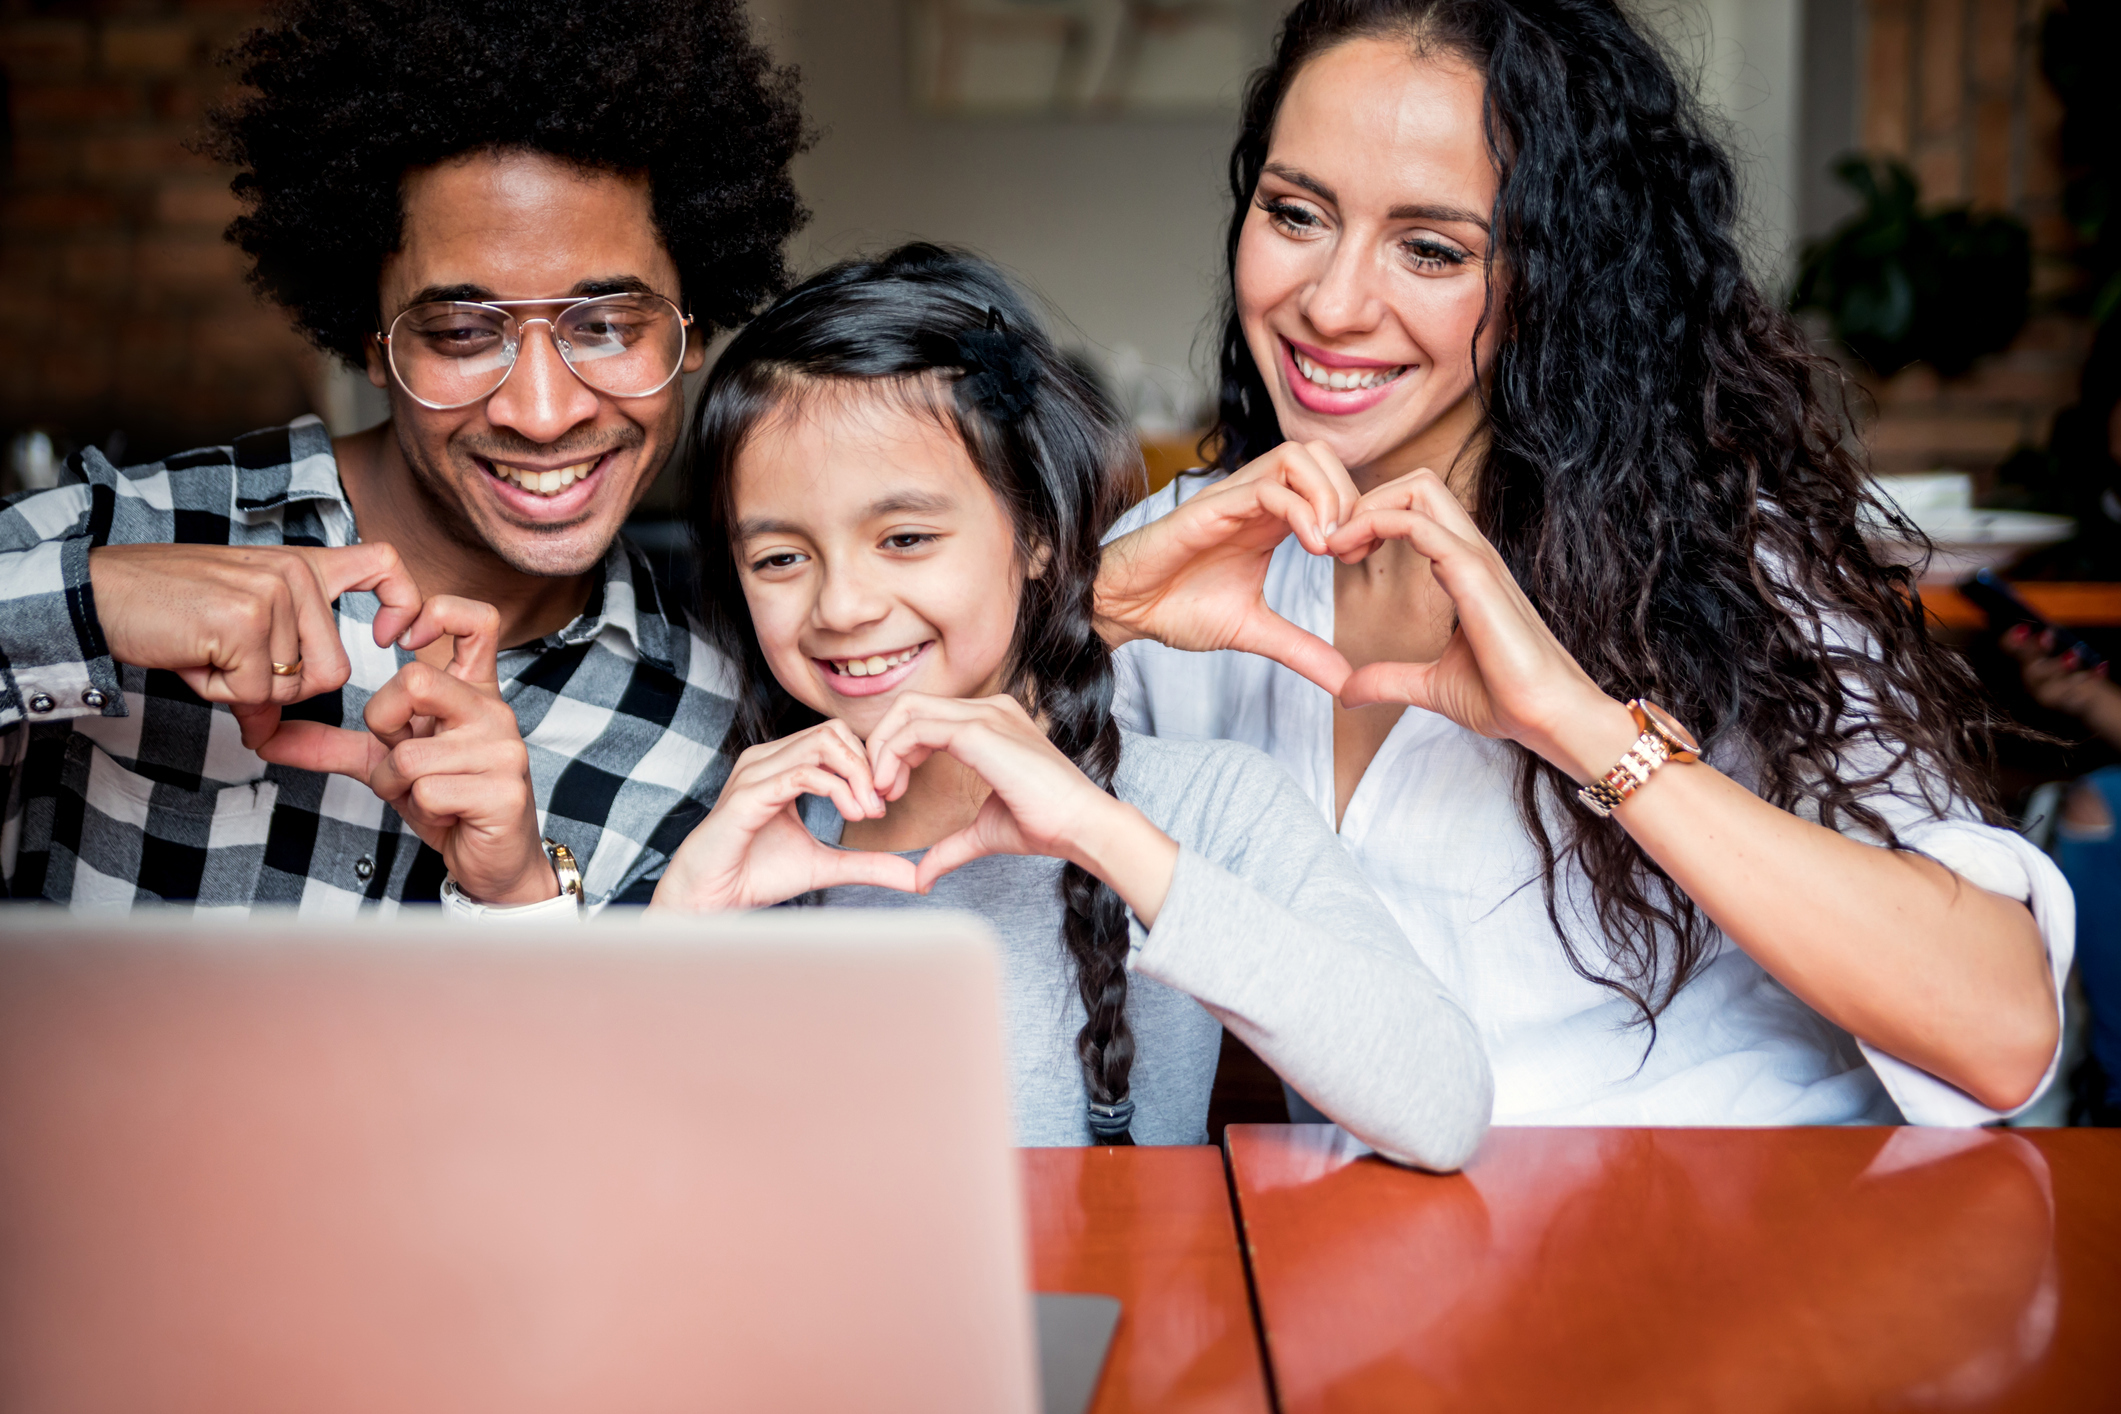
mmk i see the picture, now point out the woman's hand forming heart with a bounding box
[1094,441,1361,695]
[649,720,919,912]
[1325,468,1636,782]
[864,693,1180,923]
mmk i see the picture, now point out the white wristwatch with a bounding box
[439,839,587,921]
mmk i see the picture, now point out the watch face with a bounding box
[1638,701,1700,757]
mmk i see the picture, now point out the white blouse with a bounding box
[1110,475,2075,1127]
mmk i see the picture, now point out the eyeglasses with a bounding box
[380,293,694,410]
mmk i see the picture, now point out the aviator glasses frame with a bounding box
[379,292,695,411]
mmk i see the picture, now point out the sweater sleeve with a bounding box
[1122,739,1494,1170]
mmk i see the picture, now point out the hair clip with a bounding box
[947,307,1040,422]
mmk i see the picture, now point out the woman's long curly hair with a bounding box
[204,0,809,361]
[1213,0,2005,1031]
[690,244,1148,1140]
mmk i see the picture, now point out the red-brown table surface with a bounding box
[1923,581,2121,629]
[1022,1145,1272,1414]
[1227,1123,2121,1412]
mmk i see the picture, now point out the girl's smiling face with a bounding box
[729,382,1029,737]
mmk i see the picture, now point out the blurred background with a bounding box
[0,0,2099,491]
[0,0,2113,719]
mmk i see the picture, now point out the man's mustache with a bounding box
[458,428,645,464]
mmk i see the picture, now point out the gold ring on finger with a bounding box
[270,658,304,677]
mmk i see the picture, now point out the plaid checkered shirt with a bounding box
[0,416,733,914]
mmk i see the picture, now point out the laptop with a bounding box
[0,909,1110,1414]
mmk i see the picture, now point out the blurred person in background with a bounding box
[0,0,804,915]
[2004,320,2121,1125]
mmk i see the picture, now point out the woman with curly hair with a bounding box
[1094,0,2073,1125]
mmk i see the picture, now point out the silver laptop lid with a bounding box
[0,909,1037,1414]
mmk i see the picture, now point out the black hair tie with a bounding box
[1086,1096,1135,1143]
[937,306,1040,423]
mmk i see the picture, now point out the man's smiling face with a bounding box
[365,149,705,578]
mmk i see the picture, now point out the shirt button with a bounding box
[27,692,54,714]
[82,688,108,710]
[354,855,375,882]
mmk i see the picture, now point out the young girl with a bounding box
[650,244,1490,1166]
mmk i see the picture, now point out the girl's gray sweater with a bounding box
[800,731,1492,1170]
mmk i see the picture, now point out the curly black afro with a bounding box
[205,0,810,365]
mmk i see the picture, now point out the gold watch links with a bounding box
[1576,699,1701,819]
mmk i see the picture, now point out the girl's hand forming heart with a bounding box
[649,720,918,912]
[1094,441,1361,695]
[864,693,1180,921]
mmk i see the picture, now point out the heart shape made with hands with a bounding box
[1313,468,1617,751]
[857,692,1132,897]
[647,719,923,913]
[253,594,505,783]
[1094,442,1512,715]
[1114,447,1581,748]
[251,595,565,906]
[1122,457,1476,716]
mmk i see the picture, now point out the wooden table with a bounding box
[1923,581,2121,629]
[1226,1123,2121,1413]
[1022,1146,1272,1414]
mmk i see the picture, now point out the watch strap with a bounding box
[1576,725,1676,819]
[543,837,585,909]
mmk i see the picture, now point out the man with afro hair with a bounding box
[0,0,807,915]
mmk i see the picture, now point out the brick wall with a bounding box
[0,0,315,470]
[1857,0,2088,480]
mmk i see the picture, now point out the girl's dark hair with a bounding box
[690,243,1147,1140]
[1213,0,2005,1031]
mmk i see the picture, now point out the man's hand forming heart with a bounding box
[255,595,559,905]
[89,541,425,749]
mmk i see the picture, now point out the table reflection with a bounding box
[1231,1126,2058,1413]
[1023,1146,1271,1414]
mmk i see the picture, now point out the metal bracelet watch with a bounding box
[1576,700,1700,819]
[543,837,585,909]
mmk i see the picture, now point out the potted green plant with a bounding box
[1791,156,2032,378]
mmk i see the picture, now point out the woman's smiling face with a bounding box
[729,382,1027,737]
[1236,36,1502,485]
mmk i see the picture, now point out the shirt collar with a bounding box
[524,534,689,675]
[225,415,353,519]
